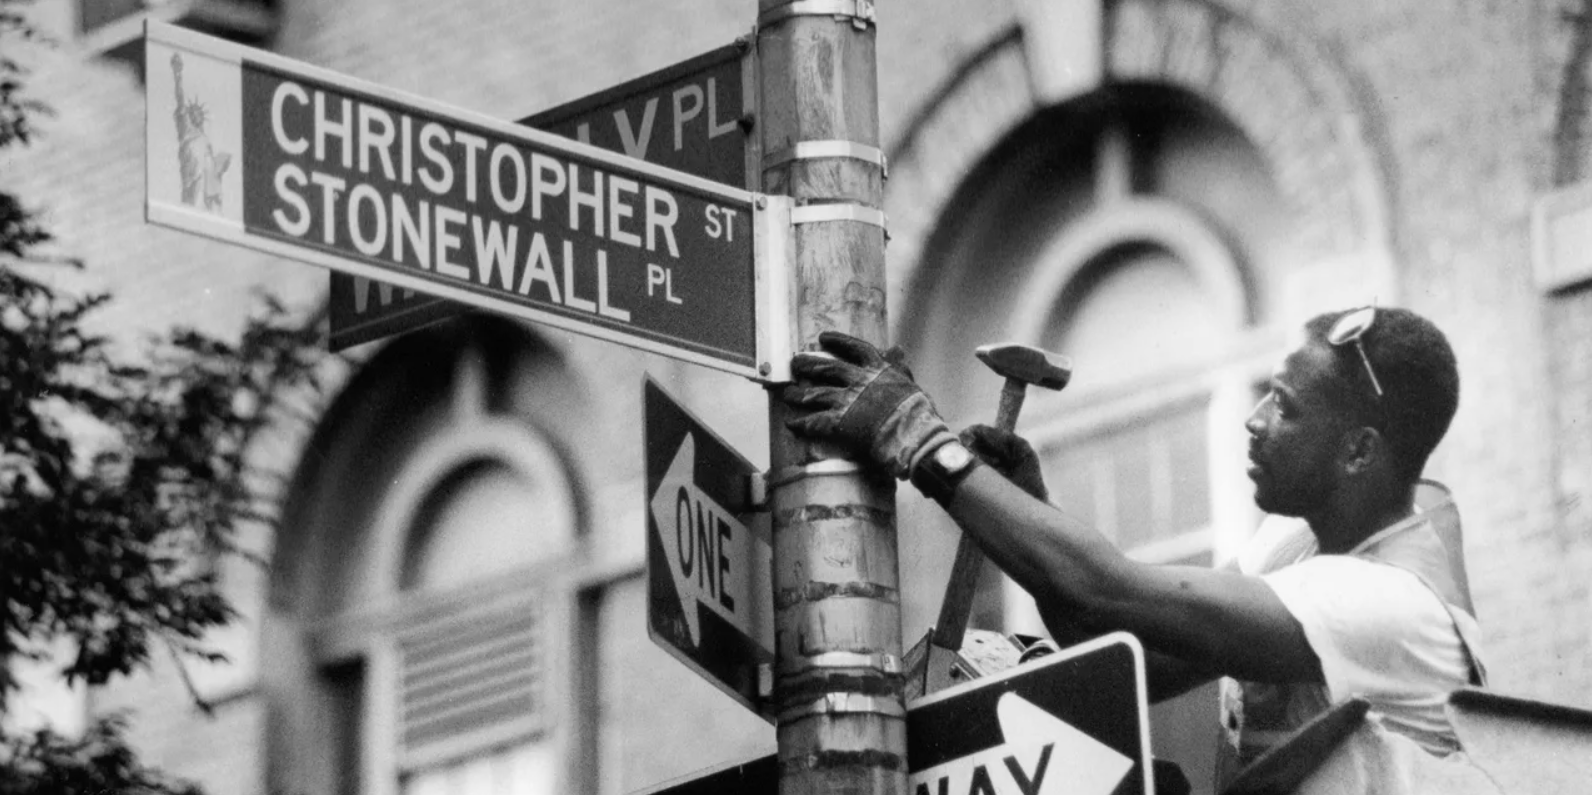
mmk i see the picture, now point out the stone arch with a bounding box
[1106,0,1397,298]
[375,413,580,597]
[266,314,589,618]
[895,79,1278,402]
[883,24,1033,315]
[884,0,1402,331]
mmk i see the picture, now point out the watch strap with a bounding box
[910,439,981,505]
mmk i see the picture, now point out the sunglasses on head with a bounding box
[1327,305,1383,398]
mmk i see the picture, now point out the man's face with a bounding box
[1244,339,1357,517]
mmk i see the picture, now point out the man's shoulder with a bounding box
[1265,554,1458,643]
[1272,552,1428,590]
[1239,515,1318,575]
[1265,555,1473,712]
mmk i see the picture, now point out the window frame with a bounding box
[290,406,593,794]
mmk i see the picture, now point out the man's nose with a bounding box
[1244,396,1269,435]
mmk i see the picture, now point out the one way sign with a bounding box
[644,376,774,721]
[907,633,1155,795]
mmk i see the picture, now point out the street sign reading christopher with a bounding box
[908,633,1156,795]
[328,42,755,351]
[144,22,791,380]
[644,376,774,721]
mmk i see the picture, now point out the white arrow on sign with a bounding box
[648,433,770,647]
[910,692,1133,795]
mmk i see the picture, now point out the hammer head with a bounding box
[975,342,1072,391]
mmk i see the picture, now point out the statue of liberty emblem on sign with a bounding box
[169,53,232,212]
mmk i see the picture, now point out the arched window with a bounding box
[403,458,576,591]
[1033,245,1223,564]
[391,447,576,794]
[1001,191,1259,637]
[265,318,585,795]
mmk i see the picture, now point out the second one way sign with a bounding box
[908,633,1156,795]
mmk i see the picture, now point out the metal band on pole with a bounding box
[790,204,888,230]
[780,693,907,723]
[757,0,876,28]
[765,140,888,178]
[767,459,865,488]
[779,651,903,677]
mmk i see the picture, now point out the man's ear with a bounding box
[1340,426,1383,476]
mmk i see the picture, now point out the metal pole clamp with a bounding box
[790,203,888,231]
[767,459,864,488]
[765,140,888,179]
[780,650,902,677]
[779,692,905,723]
[758,0,876,29]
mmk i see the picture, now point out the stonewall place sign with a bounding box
[326,41,754,351]
[144,22,791,380]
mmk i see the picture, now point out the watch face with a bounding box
[936,442,975,472]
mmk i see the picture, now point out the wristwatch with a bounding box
[910,439,980,505]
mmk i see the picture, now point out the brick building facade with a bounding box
[5,0,1591,793]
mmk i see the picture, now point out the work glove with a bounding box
[959,424,1049,502]
[782,331,955,480]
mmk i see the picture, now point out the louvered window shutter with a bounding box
[397,595,547,768]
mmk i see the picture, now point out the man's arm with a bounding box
[961,422,1234,700]
[780,331,1322,687]
[945,464,1323,685]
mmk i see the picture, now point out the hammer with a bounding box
[929,342,1073,661]
[977,342,1073,432]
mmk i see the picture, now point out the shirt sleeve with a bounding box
[1260,556,1471,705]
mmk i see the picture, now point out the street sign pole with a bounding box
[755,2,902,794]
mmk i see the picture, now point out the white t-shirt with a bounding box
[1221,517,1475,764]
[1264,553,1474,753]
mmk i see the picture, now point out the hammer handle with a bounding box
[932,379,1030,652]
[932,537,985,651]
[994,379,1027,432]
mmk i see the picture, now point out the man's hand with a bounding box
[960,424,1049,501]
[781,331,955,480]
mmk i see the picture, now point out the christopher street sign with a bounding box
[644,376,774,720]
[328,42,754,351]
[144,22,790,380]
[907,633,1156,795]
